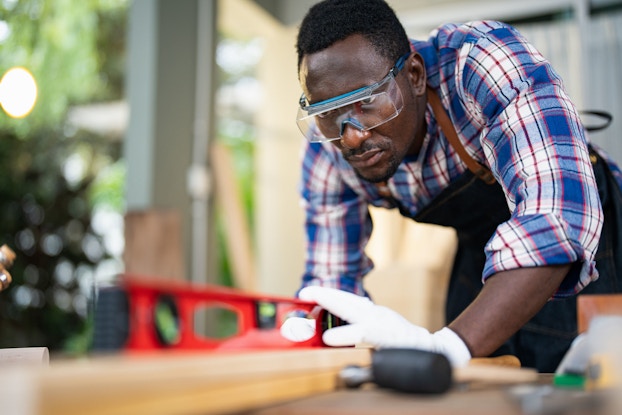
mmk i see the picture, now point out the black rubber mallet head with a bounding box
[339,348,453,394]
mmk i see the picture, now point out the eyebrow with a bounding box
[300,52,410,110]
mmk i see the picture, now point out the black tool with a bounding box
[339,348,452,394]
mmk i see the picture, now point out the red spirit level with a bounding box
[92,274,333,352]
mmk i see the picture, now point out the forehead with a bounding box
[299,34,391,104]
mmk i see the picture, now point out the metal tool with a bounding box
[0,244,16,291]
[338,348,453,394]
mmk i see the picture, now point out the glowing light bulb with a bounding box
[0,67,38,118]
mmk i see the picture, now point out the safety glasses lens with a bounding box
[296,75,403,143]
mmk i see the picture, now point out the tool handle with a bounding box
[0,244,15,291]
[372,348,452,394]
[470,354,521,367]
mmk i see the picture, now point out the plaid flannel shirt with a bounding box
[299,21,618,297]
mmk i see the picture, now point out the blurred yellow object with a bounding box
[0,67,38,118]
[585,316,622,394]
[586,354,619,391]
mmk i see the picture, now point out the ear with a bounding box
[405,52,427,96]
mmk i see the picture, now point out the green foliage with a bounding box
[0,0,127,353]
[0,1,263,353]
[89,160,126,212]
[0,0,127,135]
[0,127,122,350]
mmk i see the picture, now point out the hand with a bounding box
[280,286,471,367]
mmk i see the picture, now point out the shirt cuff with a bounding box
[484,213,599,296]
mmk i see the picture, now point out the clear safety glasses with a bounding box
[296,53,410,143]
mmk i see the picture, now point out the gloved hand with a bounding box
[280,286,471,367]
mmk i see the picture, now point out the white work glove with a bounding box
[280,286,471,367]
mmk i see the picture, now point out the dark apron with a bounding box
[402,147,622,372]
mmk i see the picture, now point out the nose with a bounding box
[340,122,371,150]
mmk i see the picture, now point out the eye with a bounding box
[359,95,377,105]
[316,109,336,119]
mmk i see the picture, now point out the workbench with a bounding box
[241,375,606,415]
[1,348,617,415]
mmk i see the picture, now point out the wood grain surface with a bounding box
[0,348,543,415]
[3,348,372,415]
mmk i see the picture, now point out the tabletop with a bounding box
[241,375,611,415]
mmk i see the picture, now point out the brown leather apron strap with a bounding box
[427,88,496,185]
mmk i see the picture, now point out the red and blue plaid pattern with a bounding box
[299,21,618,298]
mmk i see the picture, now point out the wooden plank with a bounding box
[455,364,538,385]
[123,209,185,280]
[210,141,256,291]
[41,369,344,415]
[577,294,622,333]
[8,348,371,415]
[0,348,541,415]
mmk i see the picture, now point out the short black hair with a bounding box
[296,0,411,71]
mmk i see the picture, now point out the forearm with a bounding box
[448,264,571,358]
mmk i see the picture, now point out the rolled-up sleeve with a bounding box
[456,23,603,297]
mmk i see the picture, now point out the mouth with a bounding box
[346,148,385,170]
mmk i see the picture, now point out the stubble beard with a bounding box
[353,151,400,183]
[341,138,402,184]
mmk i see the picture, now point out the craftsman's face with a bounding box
[299,34,427,183]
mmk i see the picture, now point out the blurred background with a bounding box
[0,0,620,356]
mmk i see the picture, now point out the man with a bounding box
[281,0,622,372]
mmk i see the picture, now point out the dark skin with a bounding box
[300,34,426,183]
[299,34,571,358]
